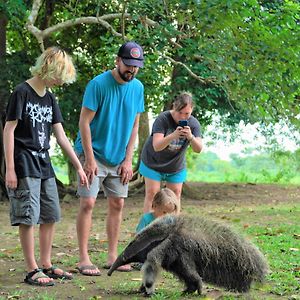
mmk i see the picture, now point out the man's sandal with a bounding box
[43,265,73,280]
[76,265,101,276]
[24,268,55,286]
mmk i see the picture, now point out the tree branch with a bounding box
[26,0,42,26]
[26,0,213,85]
[42,16,128,38]
[164,55,216,85]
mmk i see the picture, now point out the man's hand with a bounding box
[83,158,98,185]
[118,160,133,185]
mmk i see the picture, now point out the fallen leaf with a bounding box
[131,278,142,281]
[293,234,300,239]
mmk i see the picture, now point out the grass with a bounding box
[0,187,299,299]
[210,203,300,298]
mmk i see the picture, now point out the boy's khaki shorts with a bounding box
[8,177,60,226]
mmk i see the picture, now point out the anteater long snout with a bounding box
[107,255,126,276]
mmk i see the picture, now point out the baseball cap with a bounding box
[118,41,144,68]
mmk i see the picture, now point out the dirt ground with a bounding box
[0,182,299,300]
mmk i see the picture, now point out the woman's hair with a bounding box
[172,91,194,112]
[152,188,179,214]
[30,46,76,84]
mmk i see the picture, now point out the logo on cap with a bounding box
[130,48,141,59]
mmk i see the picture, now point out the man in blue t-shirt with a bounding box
[74,41,145,275]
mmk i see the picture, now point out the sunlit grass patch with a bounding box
[244,222,300,296]
[110,280,140,294]
[28,292,58,300]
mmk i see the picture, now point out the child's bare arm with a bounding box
[52,123,89,187]
[3,120,18,189]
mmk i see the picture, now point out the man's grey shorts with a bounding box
[7,177,61,226]
[77,155,128,199]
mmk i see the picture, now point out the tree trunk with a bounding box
[67,159,77,186]
[137,111,150,167]
[0,14,7,57]
[129,111,149,192]
[0,13,8,201]
[41,0,56,48]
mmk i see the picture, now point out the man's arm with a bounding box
[118,114,140,184]
[78,107,97,184]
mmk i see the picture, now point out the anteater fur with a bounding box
[108,215,269,296]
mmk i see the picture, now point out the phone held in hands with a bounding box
[178,120,188,127]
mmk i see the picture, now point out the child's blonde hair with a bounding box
[30,46,76,84]
[152,188,179,214]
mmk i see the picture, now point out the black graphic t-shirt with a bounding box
[6,82,63,179]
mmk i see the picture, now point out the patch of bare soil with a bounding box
[183,182,300,204]
[0,182,299,300]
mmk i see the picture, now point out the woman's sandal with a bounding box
[43,265,73,280]
[24,268,55,286]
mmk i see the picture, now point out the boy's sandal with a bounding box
[43,265,73,280]
[24,268,55,286]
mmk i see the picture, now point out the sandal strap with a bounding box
[42,265,73,280]
[27,268,49,280]
[43,265,58,273]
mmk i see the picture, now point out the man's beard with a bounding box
[117,68,135,82]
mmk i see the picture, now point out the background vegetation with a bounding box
[187,149,300,184]
[52,148,300,185]
[0,2,299,299]
[0,0,299,196]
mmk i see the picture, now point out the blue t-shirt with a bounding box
[136,212,155,233]
[74,71,144,166]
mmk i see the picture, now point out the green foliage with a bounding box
[5,0,299,129]
[0,0,26,19]
[2,0,300,186]
[187,150,300,184]
[0,51,32,111]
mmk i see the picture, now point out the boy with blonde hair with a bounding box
[4,47,88,286]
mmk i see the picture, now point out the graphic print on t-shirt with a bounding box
[38,123,46,149]
[26,101,53,149]
[26,102,53,127]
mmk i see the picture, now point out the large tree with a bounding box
[23,0,300,124]
[0,0,299,195]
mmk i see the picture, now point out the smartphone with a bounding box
[178,120,188,127]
